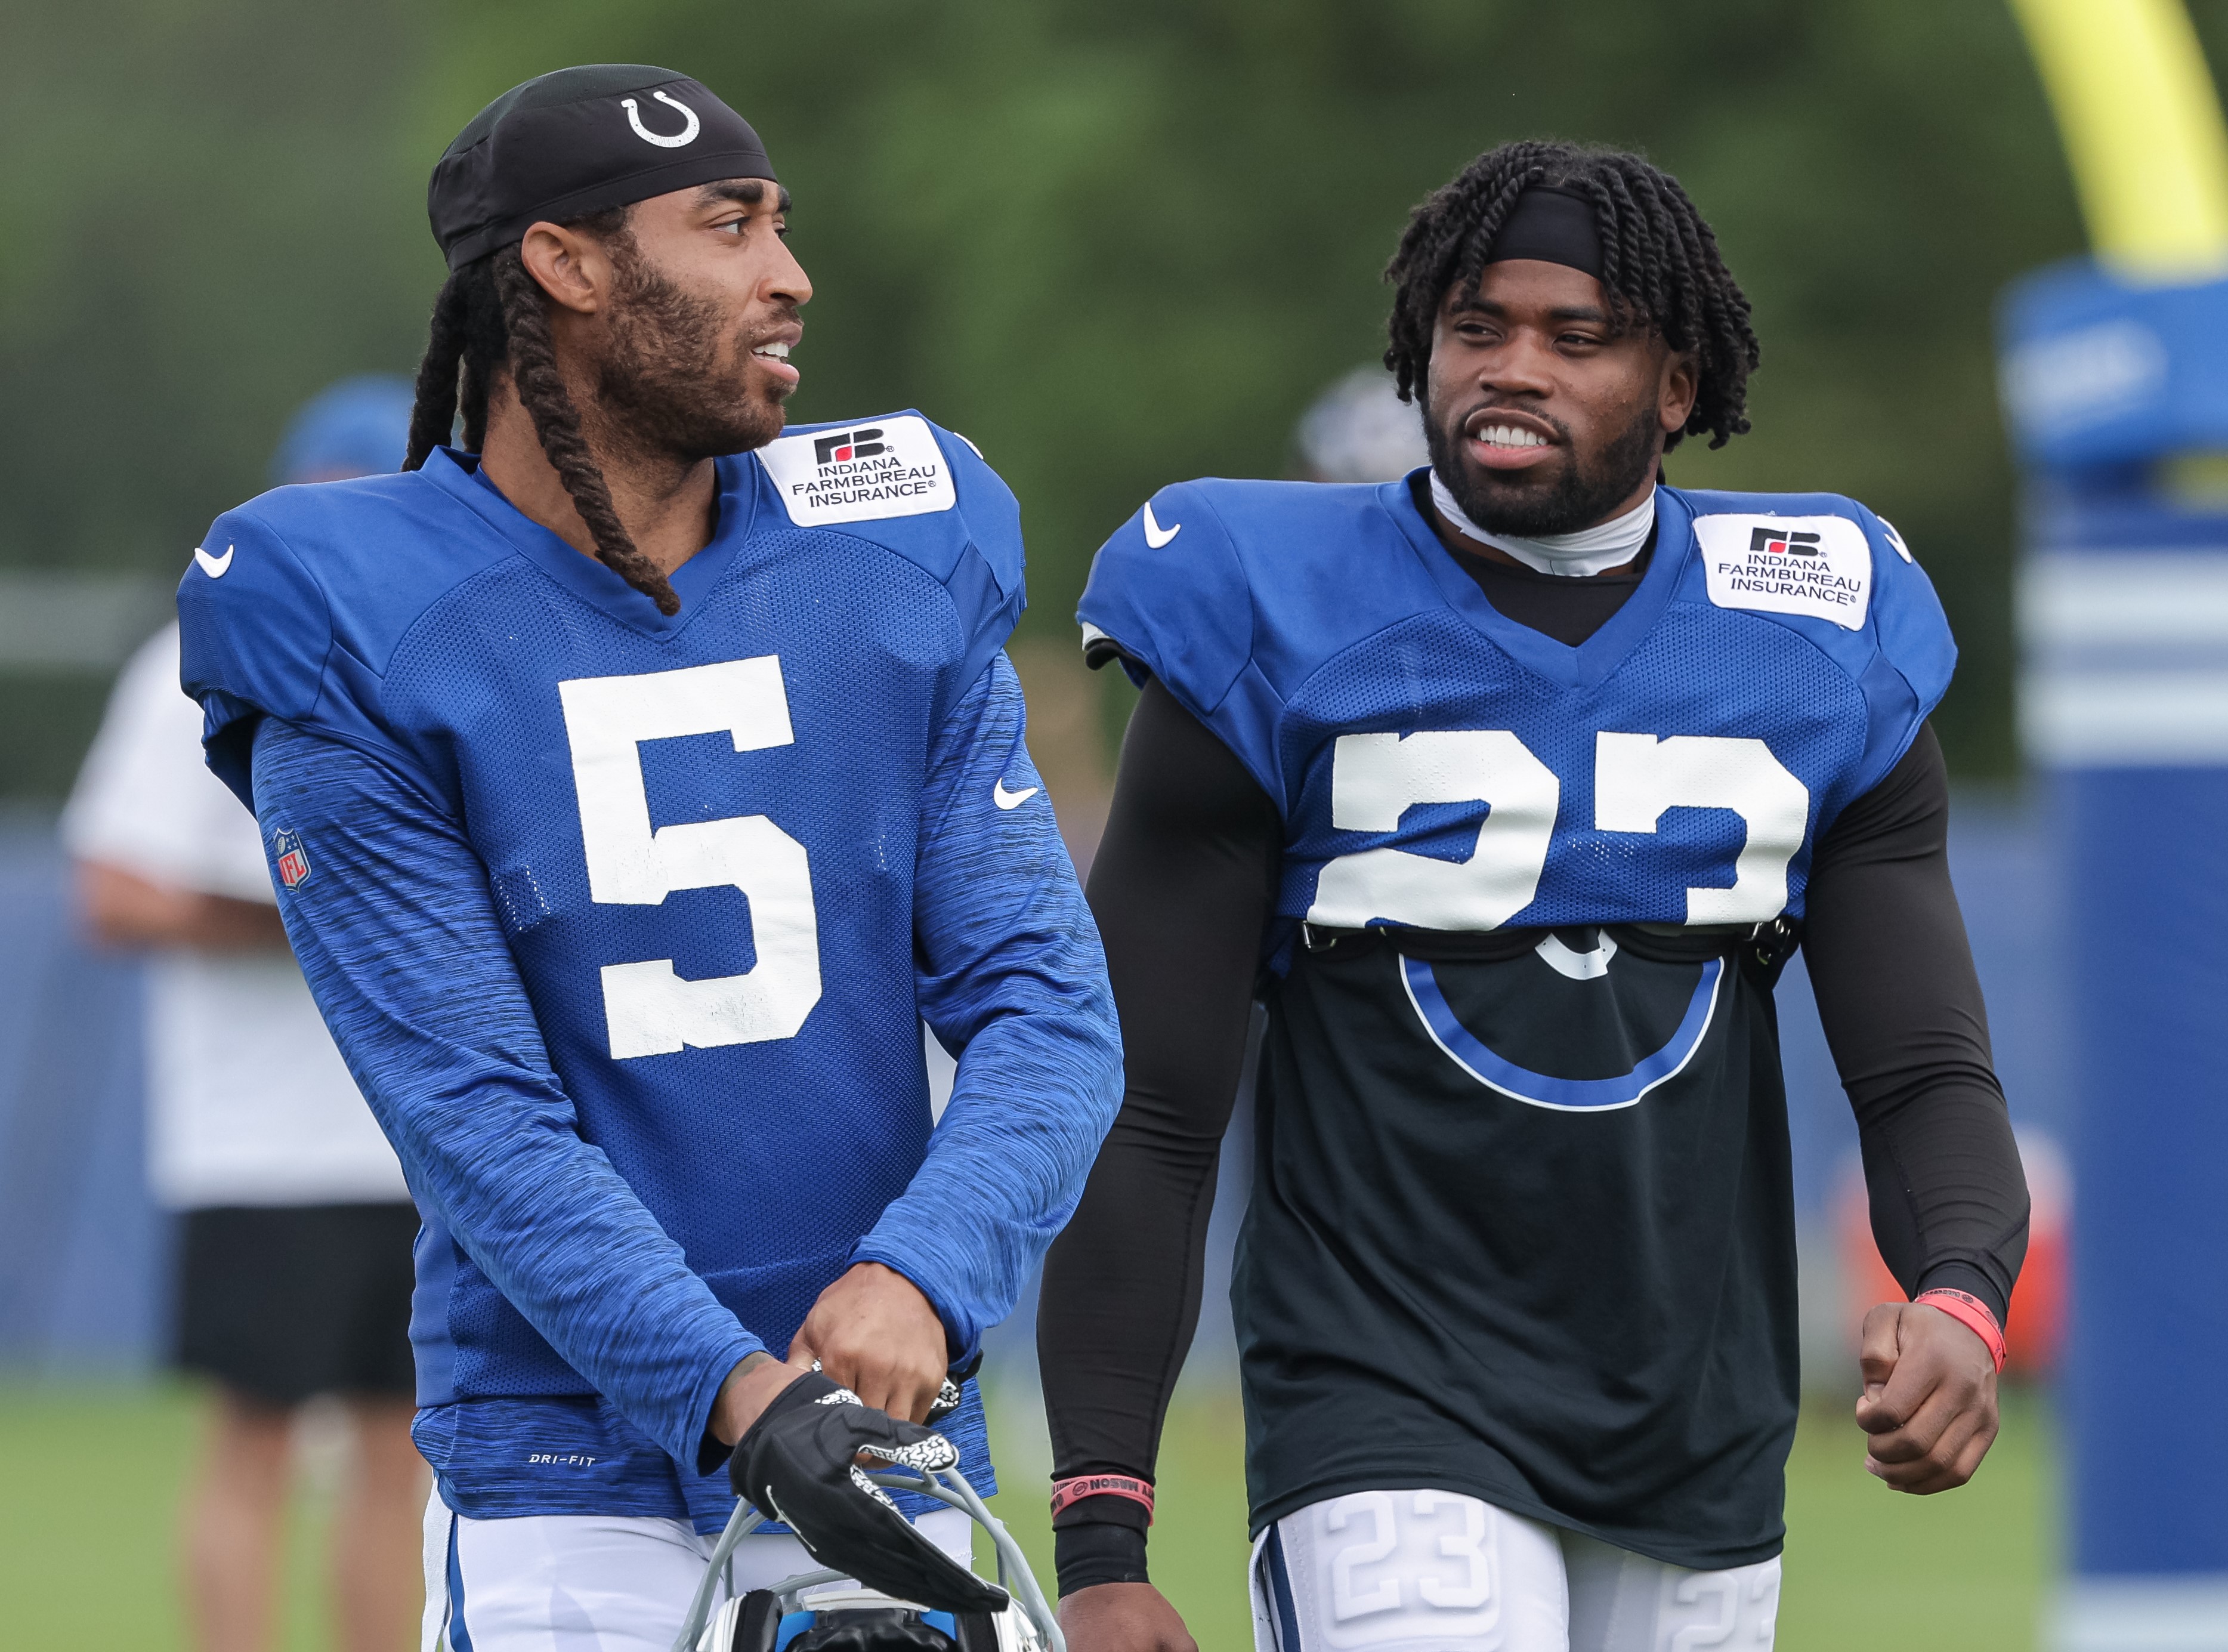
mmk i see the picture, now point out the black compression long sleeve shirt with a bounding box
[1038,610,2030,1591]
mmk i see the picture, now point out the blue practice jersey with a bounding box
[1080,475,1951,950]
[1077,473,1955,1567]
[178,413,1123,1530]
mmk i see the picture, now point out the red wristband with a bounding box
[1050,1474,1155,1524]
[1915,1288,2007,1372]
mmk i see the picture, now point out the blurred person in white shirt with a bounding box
[63,377,425,1652]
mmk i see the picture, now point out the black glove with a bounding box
[818,1358,969,1428]
[730,1371,1009,1616]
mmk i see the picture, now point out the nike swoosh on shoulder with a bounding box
[993,780,1040,810]
[1142,502,1181,549]
[192,544,234,578]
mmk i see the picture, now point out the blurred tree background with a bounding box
[9,0,2187,796]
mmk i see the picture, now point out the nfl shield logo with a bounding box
[273,826,312,889]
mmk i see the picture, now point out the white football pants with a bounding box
[421,1489,975,1652]
[1253,1490,1779,1652]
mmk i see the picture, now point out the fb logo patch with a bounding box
[1693,512,1873,631]
[758,413,957,526]
[812,427,886,465]
[273,826,312,889]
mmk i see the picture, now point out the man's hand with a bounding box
[1059,1582,1197,1652]
[710,1351,812,1448]
[789,1262,948,1424]
[1853,1301,2000,1493]
[728,1371,1008,1616]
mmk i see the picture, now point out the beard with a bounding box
[1425,394,1660,538]
[589,250,788,462]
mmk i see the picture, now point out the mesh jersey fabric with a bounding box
[1077,471,1953,959]
[178,418,1122,1530]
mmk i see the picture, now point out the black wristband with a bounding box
[1055,1517,1151,1597]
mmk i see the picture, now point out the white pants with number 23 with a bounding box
[1251,1489,1779,1652]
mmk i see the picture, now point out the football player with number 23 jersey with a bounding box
[179,65,1121,1652]
[1038,143,2031,1652]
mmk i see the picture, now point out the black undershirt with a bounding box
[1036,542,2029,1594]
[1442,535,1649,643]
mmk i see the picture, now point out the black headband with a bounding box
[1484,185,1603,279]
[429,64,777,270]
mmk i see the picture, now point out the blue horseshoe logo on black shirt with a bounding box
[1399,932,1724,1111]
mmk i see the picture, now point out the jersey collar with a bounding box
[419,447,762,638]
[1383,469,1694,690]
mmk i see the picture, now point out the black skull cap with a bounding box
[429,64,777,270]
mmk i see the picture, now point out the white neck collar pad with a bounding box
[1428,470,1656,578]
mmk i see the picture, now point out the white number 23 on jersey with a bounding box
[558,657,822,1060]
[1308,728,1809,931]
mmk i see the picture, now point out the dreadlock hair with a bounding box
[1383,141,1760,452]
[404,208,681,615]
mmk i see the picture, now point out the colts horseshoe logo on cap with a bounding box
[622,90,700,149]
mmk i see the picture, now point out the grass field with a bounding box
[0,1380,2055,1649]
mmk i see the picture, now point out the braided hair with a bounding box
[1383,141,1759,451]
[404,208,681,615]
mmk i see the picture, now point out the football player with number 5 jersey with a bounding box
[1038,143,2030,1652]
[178,64,1121,1652]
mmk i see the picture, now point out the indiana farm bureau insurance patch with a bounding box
[1694,512,1873,631]
[758,414,957,526]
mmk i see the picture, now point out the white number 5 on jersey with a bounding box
[558,657,822,1059]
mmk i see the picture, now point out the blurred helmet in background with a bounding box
[271,375,416,485]
[1293,365,1429,483]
